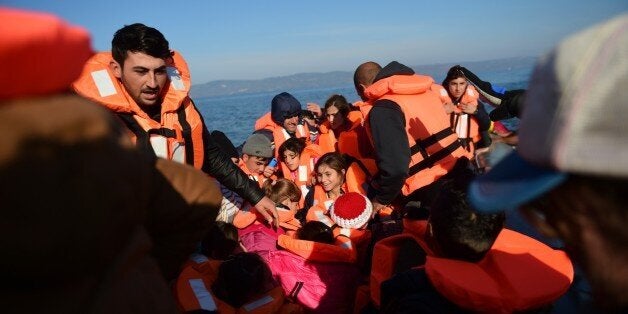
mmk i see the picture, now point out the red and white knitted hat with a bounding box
[329,192,372,229]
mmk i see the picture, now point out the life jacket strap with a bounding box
[408,139,462,176]
[409,128,455,157]
[177,101,195,165]
[287,281,304,303]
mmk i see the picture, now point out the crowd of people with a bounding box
[2,6,627,314]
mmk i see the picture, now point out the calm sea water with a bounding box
[196,71,530,146]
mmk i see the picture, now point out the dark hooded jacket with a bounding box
[367,62,416,205]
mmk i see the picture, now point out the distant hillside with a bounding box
[190,56,537,98]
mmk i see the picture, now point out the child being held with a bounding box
[267,220,360,313]
[235,178,302,253]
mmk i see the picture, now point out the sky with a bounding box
[6,1,626,83]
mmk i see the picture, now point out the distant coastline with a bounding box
[190,56,537,99]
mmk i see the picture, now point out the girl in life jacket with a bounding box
[278,137,321,207]
[320,94,378,175]
[441,65,492,157]
[303,152,371,222]
[267,220,361,313]
[234,179,303,253]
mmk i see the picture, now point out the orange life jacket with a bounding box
[72,51,206,169]
[305,189,372,266]
[174,254,296,313]
[353,100,373,120]
[280,144,321,206]
[435,84,481,157]
[254,112,310,158]
[337,112,378,177]
[315,122,337,154]
[364,74,467,195]
[370,220,574,312]
[277,234,356,263]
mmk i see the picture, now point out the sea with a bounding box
[195,68,531,147]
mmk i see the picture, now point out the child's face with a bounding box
[243,155,268,174]
[316,164,344,192]
[280,198,300,212]
[282,150,300,171]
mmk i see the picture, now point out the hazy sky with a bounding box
[7,1,626,83]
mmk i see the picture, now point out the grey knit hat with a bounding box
[242,134,273,158]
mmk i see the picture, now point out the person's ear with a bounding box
[110,60,122,79]
[341,169,346,177]
[242,154,249,162]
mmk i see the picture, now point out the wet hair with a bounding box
[315,152,347,177]
[428,170,505,262]
[111,23,173,66]
[262,178,302,204]
[200,221,239,260]
[324,94,352,120]
[278,137,306,162]
[211,252,273,308]
[297,221,334,244]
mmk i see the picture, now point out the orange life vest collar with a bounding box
[277,234,356,263]
[72,51,206,168]
[72,51,191,117]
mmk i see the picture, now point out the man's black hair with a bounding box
[111,23,172,66]
[429,170,505,262]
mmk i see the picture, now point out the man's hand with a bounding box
[254,196,279,228]
[443,102,456,114]
[460,102,478,114]
[306,102,322,118]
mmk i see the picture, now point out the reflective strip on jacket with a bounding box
[436,84,481,156]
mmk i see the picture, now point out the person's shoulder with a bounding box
[373,99,402,112]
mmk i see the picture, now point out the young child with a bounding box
[267,220,360,313]
[304,152,371,218]
[239,133,277,187]
[234,179,303,253]
[328,192,374,272]
[278,137,321,205]
[368,171,574,313]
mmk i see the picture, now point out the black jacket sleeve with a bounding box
[369,100,410,205]
[473,102,492,149]
[200,126,265,205]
